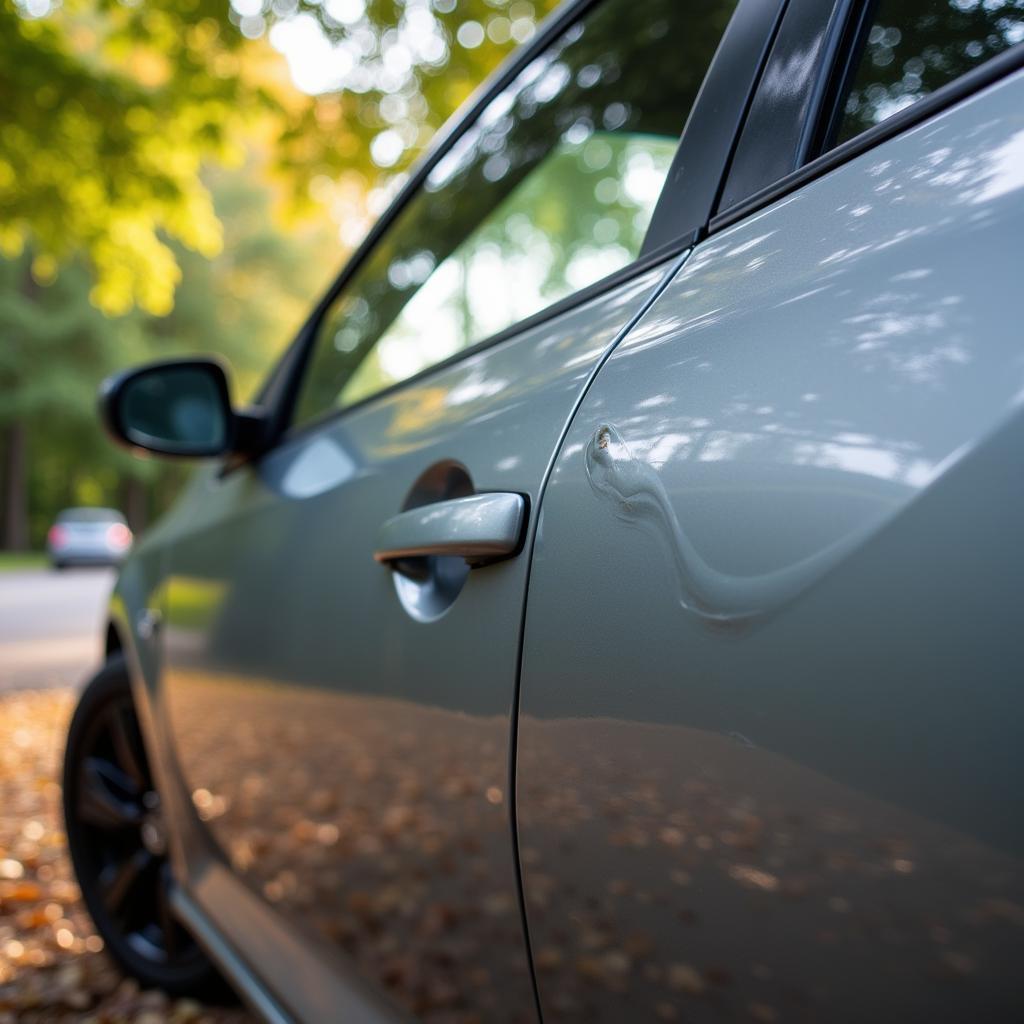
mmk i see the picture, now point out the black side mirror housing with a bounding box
[99,357,267,460]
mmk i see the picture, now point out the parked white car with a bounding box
[47,507,132,569]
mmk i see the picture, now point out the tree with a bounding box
[0,0,277,315]
[0,166,336,548]
[268,1,558,214]
[1,0,557,317]
[0,0,558,549]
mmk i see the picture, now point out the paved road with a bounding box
[0,568,114,691]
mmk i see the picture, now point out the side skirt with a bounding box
[170,885,295,1024]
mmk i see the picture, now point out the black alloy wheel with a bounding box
[63,654,223,996]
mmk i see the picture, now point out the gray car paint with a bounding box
[516,70,1024,1022]
[143,261,680,1024]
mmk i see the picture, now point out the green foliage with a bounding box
[271,1,560,212]
[0,168,336,546]
[0,551,47,571]
[0,0,557,548]
[0,0,270,314]
[1,0,557,317]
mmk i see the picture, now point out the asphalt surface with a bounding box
[0,567,114,692]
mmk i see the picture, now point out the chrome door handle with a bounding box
[374,493,526,567]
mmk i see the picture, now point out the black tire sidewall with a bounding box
[62,654,223,997]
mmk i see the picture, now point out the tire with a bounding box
[62,654,227,998]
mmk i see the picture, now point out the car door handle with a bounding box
[374,493,526,566]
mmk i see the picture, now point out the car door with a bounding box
[516,1,1024,1022]
[149,1,771,1020]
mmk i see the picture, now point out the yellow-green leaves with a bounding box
[1,0,257,315]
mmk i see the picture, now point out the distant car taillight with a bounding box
[48,525,68,548]
[107,523,132,549]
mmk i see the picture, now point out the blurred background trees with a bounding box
[0,0,556,550]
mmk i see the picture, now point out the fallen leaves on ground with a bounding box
[0,688,253,1023]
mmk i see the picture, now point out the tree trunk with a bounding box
[1,420,29,551]
[121,476,148,535]
[2,257,39,552]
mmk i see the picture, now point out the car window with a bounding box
[834,0,1024,147]
[292,0,739,427]
[57,508,125,523]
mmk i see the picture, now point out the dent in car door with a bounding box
[516,74,1024,1022]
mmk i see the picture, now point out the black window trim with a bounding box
[809,0,876,157]
[715,0,853,211]
[640,0,788,254]
[253,0,788,450]
[711,0,1024,236]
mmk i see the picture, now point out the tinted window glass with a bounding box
[836,0,1024,145]
[293,0,738,426]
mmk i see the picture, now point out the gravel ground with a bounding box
[0,688,253,1023]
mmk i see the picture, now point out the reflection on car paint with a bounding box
[518,717,1024,1023]
[518,70,1024,1024]
[166,669,531,1023]
[158,265,674,1024]
[274,435,359,500]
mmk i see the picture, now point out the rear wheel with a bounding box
[62,654,224,996]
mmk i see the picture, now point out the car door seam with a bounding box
[505,245,692,1023]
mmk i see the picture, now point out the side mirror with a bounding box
[100,358,239,459]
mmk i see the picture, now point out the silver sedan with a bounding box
[47,507,132,569]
